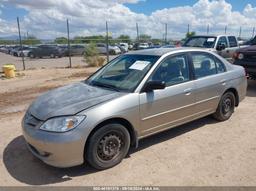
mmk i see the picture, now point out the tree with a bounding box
[84,43,105,67]
[139,34,151,42]
[22,36,41,45]
[117,35,131,43]
[54,37,68,44]
[186,31,196,39]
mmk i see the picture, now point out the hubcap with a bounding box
[222,97,232,115]
[97,133,123,161]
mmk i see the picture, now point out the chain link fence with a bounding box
[0,17,255,71]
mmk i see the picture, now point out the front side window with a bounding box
[150,54,190,86]
[217,36,228,48]
[192,53,217,79]
[87,55,160,92]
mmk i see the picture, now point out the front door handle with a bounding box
[184,88,192,95]
[220,79,226,86]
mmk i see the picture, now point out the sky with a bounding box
[0,0,256,39]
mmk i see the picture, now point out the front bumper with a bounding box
[233,60,256,78]
[22,118,86,168]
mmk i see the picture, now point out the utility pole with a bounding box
[106,21,109,63]
[67,19,72,68]
[165,23,168,44]
[225,26,227,34]
[187,24,190,34]
[207,24,210,35]
[17,17,25,70]
[239,26,242,38]
[252,27,255,38]
[136,22,139,42]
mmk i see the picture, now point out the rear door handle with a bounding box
[184,88,192,95]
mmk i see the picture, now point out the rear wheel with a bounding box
[29,53,35,58]
[213,92,236,121]
[50,53,55,58]
[86,123,130,170]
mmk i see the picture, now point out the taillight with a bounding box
[244,68,249,78]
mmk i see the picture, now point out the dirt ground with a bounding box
[0,68,256,186]
[0,52,115,71]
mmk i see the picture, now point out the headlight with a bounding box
[238,53,244,60]
[40,116,86,132]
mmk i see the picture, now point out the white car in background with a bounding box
[119,43,129,52]
[96,43,121,55]
[18,47,35,57]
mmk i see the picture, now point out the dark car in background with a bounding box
[233,45,256,79]
[28,45,63,58]
[69,45,85,56]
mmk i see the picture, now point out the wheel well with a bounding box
[84,118,138,155]
[225,88,239,107]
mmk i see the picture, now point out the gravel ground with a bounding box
[0,68,256,186]
[0,52,114,71]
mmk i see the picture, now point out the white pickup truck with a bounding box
[183,35,240,62]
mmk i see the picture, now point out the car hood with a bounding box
[28,82,125,121]
[238,45,256,53]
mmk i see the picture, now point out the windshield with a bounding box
[183,37,216,48]
[87,54,160,92]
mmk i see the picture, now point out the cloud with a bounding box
[1,0,256,39]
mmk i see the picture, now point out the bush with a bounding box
[84,43,105,67]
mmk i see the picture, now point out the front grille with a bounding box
[24,112,41,127]
[243,54,256,62]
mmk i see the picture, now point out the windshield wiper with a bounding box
[90,81,121,92]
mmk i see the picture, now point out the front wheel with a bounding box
[213,92,236,121]
[86,123,130,170]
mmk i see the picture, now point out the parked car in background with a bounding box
[233,45,256,79]
[96,43,121,55]
[28,45,63,58]
[162,44,176,48]
[11,46,32,57]
[241,36,256,47]
[8,45,20,54]
[69,45,85,56]
[18,47,36,57]
[115,44,127,54]
[22,48,247,170]
[183,35,240,62]
[119,43,129,52]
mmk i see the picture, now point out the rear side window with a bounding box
[215,58,226,73]
[228,36,238,47]
[191,53,217,79]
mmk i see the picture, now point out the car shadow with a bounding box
[3,116,218,185]
[247,80,256,97]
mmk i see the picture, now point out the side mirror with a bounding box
[216,43,226,51]
[143,81,166,92]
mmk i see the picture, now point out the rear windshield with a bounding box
[183,37,216,48]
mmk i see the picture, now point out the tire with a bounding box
[213,92,236,121]
[86,123,130,170]
[29,53,35,58]
[50,54,55,58]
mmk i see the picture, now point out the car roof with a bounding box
[127,47,209,56]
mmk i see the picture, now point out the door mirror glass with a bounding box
[143,81,166,92]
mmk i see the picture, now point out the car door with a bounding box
[216,36,229,59]
[190,52,227,115]
[226,36,239,61]
[139,53,197,136]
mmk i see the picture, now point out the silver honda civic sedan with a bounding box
[22,48,247,169]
